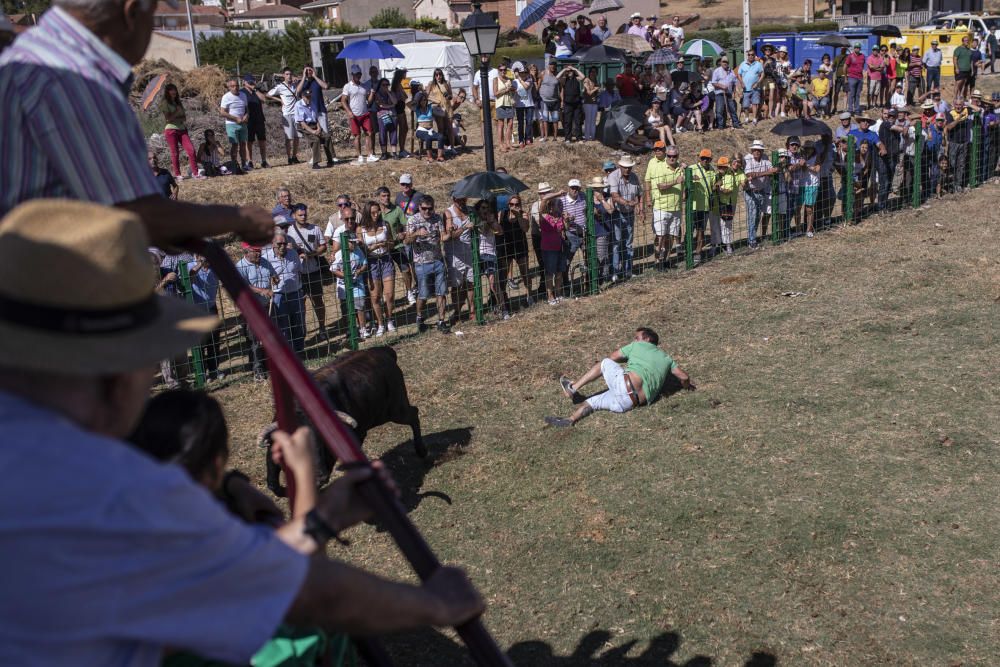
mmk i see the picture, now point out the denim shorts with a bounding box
[742,89,761,107]
[542,249,567,276]
[369,255,396,281]
[495,105,515,120]
[415,260,447,299]
[480,253,499,275]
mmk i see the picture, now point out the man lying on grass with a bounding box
[546,327,695,427]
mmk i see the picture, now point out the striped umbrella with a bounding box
[517,0,555,31]
[545,0,585,21]
[680,39,724,59]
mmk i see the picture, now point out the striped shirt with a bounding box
[0,7,159,216]
[562,193,586,233]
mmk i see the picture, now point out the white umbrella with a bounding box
[680,39,724,59]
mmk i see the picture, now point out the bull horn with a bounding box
[334,410,358,429]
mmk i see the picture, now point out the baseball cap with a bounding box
[698,148,712,159]
[243,74,255,83]
[241,242,262,250]
[602,160,615,170]
[350,64,362,74]
[630,11,641,18]
[653,140,666,149]
[839,111,852,120]
[717,156,730,167]
[273,214,292,227]
[931,39,938,45]
[787,135,801,146]
[399,173,413,184]
[568,178,582,188]
[935,113,946,121]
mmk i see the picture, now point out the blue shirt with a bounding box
[305,78,325,116]
[236,256,277,290]
[293,98,318,125]
[848,128,881,151]
[190,265,219,308]
[0,391,307,667]
[0,7,160,215]
[923,48,942,67]
[263,247,302,294]
[737,60,763,89]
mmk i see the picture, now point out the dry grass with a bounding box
[175,74,1000,664]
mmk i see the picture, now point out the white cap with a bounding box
[630,12,641,18]
[568,178,582,188]
[350,64,362,74]
[399,173,413,184]
[778,46,788,53]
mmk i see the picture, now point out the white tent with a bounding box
[376,41,473,94]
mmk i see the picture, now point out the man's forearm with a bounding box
[287,559,442,635]
[117,196,272,247]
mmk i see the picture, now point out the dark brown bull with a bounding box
[264,347,424,497]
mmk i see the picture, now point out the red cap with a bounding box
[241,242,262,250]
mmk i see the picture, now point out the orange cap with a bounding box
[717,156,730,167]
[653,140,666,149]
[698,148,712,159]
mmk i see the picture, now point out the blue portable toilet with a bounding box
[839,26,880,56]
[753,33,796,63]
[796,32,838,70]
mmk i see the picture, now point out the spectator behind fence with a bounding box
[359,199,397,336]
[607,155,642,282]
[539,193,568,305]
[0,200,485,666]
[162,83,204,181]
[189,255,225,382]
[331,223,370,339]
[263,233,306,356]
[286,203,328,341]
[242,74,270,169]
[588,176,613,283]
[443,194,476,323]
[559,65,585,143]
[474,198,510,320]
[266,67,302,165]
[499,194,533,305]
[236,241,277,381]
[645,142,684,267]
[405,195,450,333]
[378,185,415,306]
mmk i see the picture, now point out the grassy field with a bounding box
[213,170,1000,664]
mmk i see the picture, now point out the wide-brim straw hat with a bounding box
[587,176,606,188]
[618,155,636,168]
[0,200,217,375]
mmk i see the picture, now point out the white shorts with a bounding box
[449,256,474,287]
[282,113,298,140]
[585,359,635,414]
[653,209,682,238]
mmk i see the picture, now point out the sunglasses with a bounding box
[275,242,287,246]
[420,206,433,211]
[337,202,350,207]
[667,154,679,158]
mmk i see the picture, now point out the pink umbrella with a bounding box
[545,0,585,21]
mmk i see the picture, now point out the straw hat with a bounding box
[750,139,766,151]
[0,200,217,375]
[588,176,606,189]
[618,155,636,168]
[537,182,553,193]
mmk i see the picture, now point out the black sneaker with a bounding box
[260,161,270,168]
[544,416,574,428]
[417,317,427,333]
[560,375,583,403]
[436,320,450,333]
[312,164,322,170]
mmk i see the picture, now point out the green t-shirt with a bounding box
[953,46,973,73]
[645,158,683,212]
[620,341,677,401]
[382,204,407,250]
[689,164,716,212]
[717,171,745,206]
[164,100,186,131]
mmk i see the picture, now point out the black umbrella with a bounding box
[671,69,693,85]
[450,171,529,200]
[770,117,832,137]
[870,25,902,38]
[595,103,647,147]
[575,44,628,63]
[817,34,851,48]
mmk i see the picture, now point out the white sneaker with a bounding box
[386,320,396,332]
[367,154,380,162]
[219,165,230,175]
[806,231,815,238]
[359,326,370,339]
[502,311,511,320]
[406,290,416,305]
[548,299,558,306]
[376,325,385,337]
[357,156,365,165]
[175,174,184,182]
[780,111,787,118]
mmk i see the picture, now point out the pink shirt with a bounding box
[866,54,884,80]
[540,214,565,251]
[845,53,866,79]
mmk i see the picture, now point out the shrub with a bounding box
[369,8,408,29]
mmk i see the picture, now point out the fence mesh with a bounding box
[160,108,994,390]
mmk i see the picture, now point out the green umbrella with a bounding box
[680,39,724,59]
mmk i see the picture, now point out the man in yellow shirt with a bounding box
[644,140,685,268]
[810,68,832,118]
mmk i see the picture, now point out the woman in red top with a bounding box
[866,47,885,108]
[885,46,898,102]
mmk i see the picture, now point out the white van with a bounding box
[919,13,1000,37]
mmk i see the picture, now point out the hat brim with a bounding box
[0,295,217,375]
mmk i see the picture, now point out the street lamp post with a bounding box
[461,2,500,172]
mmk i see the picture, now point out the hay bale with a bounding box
[181,65,230,112]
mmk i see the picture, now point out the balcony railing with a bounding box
[832,9,931,28]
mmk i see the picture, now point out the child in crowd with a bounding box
[539,195,568,305]
[196,129,228,176]
[331,234,370,338]
[935,155,954,197]
[129,390,350,666]
[451,112,468,149]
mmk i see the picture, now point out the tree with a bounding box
[369,8,408,29]
[2,0,50,17]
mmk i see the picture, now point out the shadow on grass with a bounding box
[377,427,475,515]
[379,627,776,666]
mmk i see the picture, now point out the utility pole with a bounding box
[743,0,751,53]
[185,0,201,67]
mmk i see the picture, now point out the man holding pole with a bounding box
[545,327,695,427]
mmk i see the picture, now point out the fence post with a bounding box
[912,119,923,209]
[970,112,981,189]
[585,187,599,294]
[339,233,359,350]
[178,260,206,389]
[469,212,485,325]
[683,167,694,270]
[844,135,856,224]
[770,150,781,245]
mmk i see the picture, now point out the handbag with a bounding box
[377,109,395,128]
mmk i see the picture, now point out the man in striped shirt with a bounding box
[0,0,272,247]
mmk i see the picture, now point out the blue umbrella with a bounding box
[518,0,555,31]
[336,39,405,61]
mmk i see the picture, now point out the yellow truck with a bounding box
[881,30,972,77]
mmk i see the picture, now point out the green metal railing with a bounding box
[339,232,359,351]
[585,188,599,294]
[178,260,206,388]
